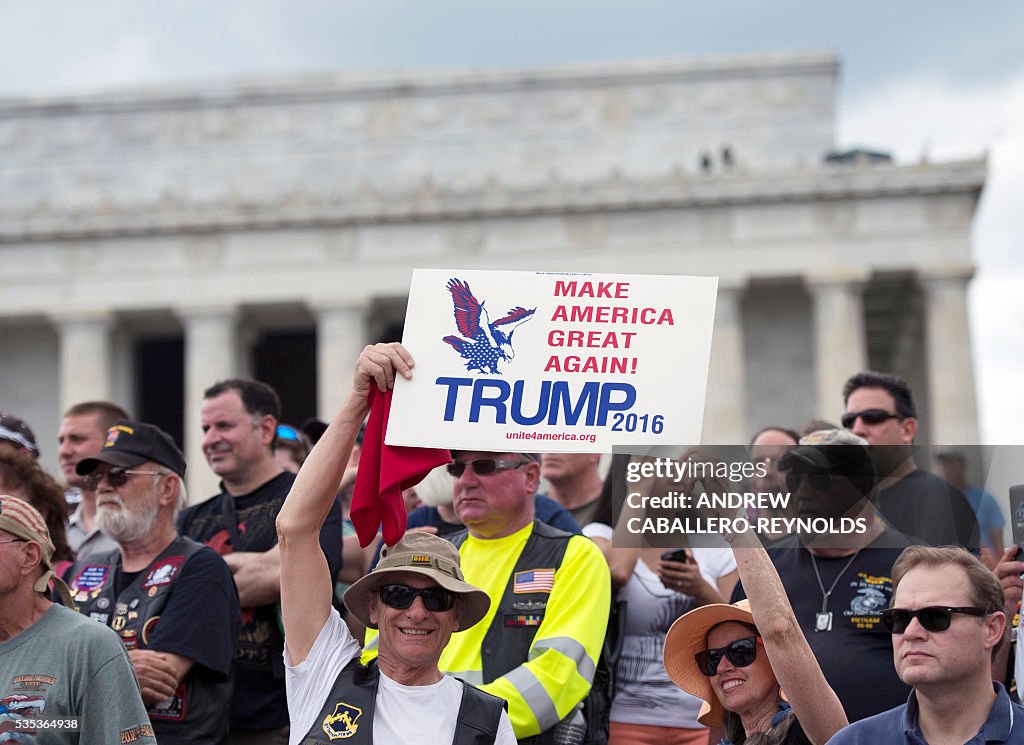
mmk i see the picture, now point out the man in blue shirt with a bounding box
[827,545,1023,744]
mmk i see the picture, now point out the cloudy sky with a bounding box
[3,1,1021,442]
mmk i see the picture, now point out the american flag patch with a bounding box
[514,569,555,594]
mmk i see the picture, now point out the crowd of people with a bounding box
[1,342,1022,745]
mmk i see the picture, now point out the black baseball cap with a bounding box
[76,420,186,479]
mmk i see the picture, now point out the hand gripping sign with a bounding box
[386,269,718,452]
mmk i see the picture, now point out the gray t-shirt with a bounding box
[0,603,156,744]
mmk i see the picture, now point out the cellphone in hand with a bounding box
[1010,485,1024,551]
[661,548,690,564]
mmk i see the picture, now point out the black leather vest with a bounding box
[66,536,231,745]
[299,658,506,745]
[451,521,574,745]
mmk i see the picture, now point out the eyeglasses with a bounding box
[879,606,988,634]
[695,636,761,676]
[378,584,456,613]
[446,458,531,478]
[276,425,302,441]
[841,408,902,429]
[84,467,166,491]
[785,470,832,492]
[0,538,26,547]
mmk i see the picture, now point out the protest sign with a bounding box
[386,268,718,452]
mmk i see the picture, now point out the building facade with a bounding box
[0,52,984,500]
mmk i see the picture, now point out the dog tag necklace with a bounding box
[811,549,860,632]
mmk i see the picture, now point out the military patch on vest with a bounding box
[70,565,109,595]
[89,612,110,624]
[143,556,184,589]
[322,701,362,740]
[505,614,543,627]
[513,568,555,594]
[512,599,547,612]
[120,629,139,650]
[142,615,161,645]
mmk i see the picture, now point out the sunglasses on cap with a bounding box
[695,636,761,676]
[841,408,902,429]
[784,469,832,492]
[378,583,456,613]
[879,606,988,634]
[84,467,166,491]
[276,425,302,441]
[446,458,531,478]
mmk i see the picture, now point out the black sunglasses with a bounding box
[784,469,832,492]
[447,458,530,478]
[378,584,456,613]
[84,467,165,491]
[841,408,902,429]
[879,606,988,634]
[695,636,760,677]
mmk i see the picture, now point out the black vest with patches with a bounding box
[66,536,230,745]
[451,521,581,745]
[451,521,571,685]
[299,658,506,745]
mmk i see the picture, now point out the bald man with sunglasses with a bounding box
[826,545,1024,744]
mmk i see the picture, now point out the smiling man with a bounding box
[826,546,1023,744]
[178,379,343,743]
[67,420,239,745]
[277,342,513,745]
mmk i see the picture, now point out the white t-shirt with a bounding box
[285,608,516,745]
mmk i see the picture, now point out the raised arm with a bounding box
[276,342,414,664]
[729,530,849,745]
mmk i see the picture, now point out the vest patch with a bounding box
[513,568,555,594]
[71,565,110,595]
[512,599,547,612]
[322,701,362,740]
[143,556,184,589]
[142,615,161,645]
[505,614,543,626]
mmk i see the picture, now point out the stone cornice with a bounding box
[0,52,837,118]
[0,158,985,243]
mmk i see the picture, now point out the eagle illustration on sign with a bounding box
[441,277,536,374]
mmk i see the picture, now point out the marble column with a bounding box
[51,310,114,416]
[701,280,747,444]
[806,270,869,421]
[176,305,239,502]
[310,301,370,419]
[920,267,980,444]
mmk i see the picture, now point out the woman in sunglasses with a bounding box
[663,527,848,745]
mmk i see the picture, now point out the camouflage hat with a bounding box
[0,495,73,604]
